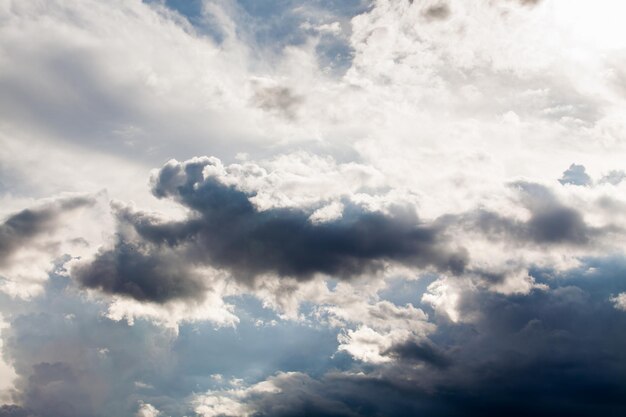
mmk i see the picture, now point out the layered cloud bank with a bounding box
[1,0,626,416]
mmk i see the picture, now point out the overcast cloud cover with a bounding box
[1,0,626,416]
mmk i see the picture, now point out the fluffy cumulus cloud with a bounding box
[2,0,626,416]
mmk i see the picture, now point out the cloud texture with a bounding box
[2,0,626,416]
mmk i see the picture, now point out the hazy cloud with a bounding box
[422,3,451,21]
[600,170,626,186]
[0,197,95,267]
[252,85,302,120]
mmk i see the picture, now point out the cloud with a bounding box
[72,156,467,303]
[518,0,542,6]
[600,170,626,186]
[135,402,160,417]
[610,292,626,311]
[72,156,623,311]
[0,196,98,298]
[0,268,346,417]
[455,181,604,246]
[0,0,299,170]
[251,84,302,120]
[72,233,207,303]
[383,339,451,369]
[191,256,626,417]
[0,405,34,417]
[193,372,361,417]
[422,3,451,21]
[0,197,94,267]
[3,1,626,416]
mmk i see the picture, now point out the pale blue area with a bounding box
[173,294,349,390]
[145,0,372,74]
[378,274,439,308]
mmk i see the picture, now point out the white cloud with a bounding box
[193,373,285,417]
[422,276,463,323]
[308,201,344,224]
[610,292,626,311]
[135,402,160,417]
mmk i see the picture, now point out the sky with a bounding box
[1,0,626,416]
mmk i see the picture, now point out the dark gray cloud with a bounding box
[214,256,626,417]
[73,157,467,303]
[383,339,451,369]
[72,237,206,303]
[558,163,592,186]
[0,197,95,267]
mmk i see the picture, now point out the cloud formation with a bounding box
[2,0,626,416]
[73,157,467,303]
[72,154,624,310]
